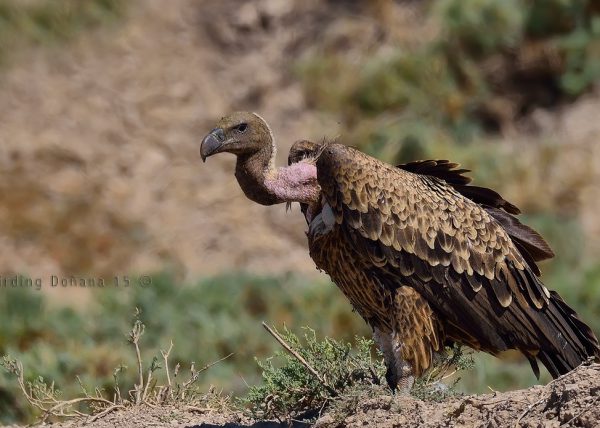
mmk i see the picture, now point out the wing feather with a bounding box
[397,160,555,273]
[316,143,599,377]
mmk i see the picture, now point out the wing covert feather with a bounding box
[316,144,537,306]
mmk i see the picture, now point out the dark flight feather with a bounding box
[486,207,555,261]
[397,159,520,214]
[397,160,472,186]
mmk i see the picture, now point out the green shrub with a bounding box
[242,328,475,422]
[241,327,384,421]
[298,0,600,156]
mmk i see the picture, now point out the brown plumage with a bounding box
[201,112,600,391]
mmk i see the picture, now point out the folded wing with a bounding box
[316,143,599,378]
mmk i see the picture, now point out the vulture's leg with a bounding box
[378,287,443,392]
[373,328,415,393]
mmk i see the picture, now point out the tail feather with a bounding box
[535,290,600,378]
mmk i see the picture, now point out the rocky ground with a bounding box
[317,363,600,428]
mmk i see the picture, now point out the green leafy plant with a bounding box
[241,325,385,421]
[241,325,474,421]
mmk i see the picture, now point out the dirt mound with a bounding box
[316,363,600,428]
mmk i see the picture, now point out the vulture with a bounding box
[200,111,600,391]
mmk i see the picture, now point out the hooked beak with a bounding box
[200,128,226,162]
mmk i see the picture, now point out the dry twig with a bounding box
[161,341,174,400]
[560,395,600,427]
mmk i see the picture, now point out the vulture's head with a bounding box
[200,111,274,162]
[200,111,319,207]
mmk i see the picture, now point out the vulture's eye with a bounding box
[234,123,248,133]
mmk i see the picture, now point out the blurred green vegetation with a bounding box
[0,273,370,424]
[298,0,600,155]
[0,0,125,65]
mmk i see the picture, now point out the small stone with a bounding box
[562,411,574,421]
[314,414,334,427]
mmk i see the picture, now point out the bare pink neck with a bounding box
[234,147,319,206]
[264,162,320,205]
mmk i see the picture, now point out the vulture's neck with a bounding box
[235,146,280,206]
[234,144,319,206]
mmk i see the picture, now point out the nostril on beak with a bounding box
[212,128,225,141]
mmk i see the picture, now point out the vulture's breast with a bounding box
[307,203,394,331]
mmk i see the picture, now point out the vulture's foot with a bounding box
[373,328,415,393]
[385,364,414,394]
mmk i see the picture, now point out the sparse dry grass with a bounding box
[1,309,232,423]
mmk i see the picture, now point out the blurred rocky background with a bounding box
[0,0,599,423]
